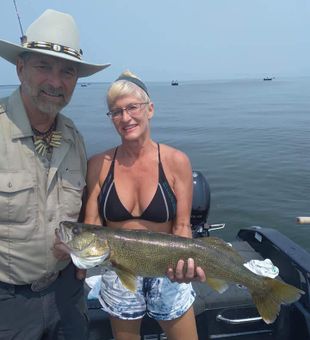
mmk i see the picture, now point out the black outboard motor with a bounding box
[191,170,211,237]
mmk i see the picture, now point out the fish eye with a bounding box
[73,226,80,235]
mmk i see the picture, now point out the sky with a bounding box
[1,0,310,84]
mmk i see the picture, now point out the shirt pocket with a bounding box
[0,172,34,223]
[61,170,86,220]
[0,172,36,239]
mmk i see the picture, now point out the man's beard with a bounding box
[23,82,71,117]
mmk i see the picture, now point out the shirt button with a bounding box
[48,216,53,222]
[8,182,12,188]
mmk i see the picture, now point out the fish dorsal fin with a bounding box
[199,236,231,247]
[114,265,137,292]
[199,237,244,262]
[206,277,229,293]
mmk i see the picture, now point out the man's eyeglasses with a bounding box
[106,102,149,120]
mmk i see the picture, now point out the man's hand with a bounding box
[52,230,86,280]
[75,268,86,280]
[166,258,206,283]
[52,231,70,261]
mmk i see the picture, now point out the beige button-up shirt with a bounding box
[0,88,87,284]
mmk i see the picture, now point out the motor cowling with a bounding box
[190,170,211,229]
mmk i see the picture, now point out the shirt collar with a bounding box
[7,87,33,139]
[7,87,75,143]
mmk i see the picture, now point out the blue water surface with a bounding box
[1,77,309,251]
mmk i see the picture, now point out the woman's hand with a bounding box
[166,258,206,283]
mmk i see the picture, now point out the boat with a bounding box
[80,83,88,87]
[171,80,179,86]
[86,171,310,340]
[263,77,274,81]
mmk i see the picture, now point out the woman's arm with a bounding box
[71,154,106,279]
[171,149,193,238]
[167,147,206,282]
[83,154,105,225]
[52,156,102,262]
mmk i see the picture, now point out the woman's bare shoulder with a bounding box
[159,143,190,165]
[88,148,115,166]
[87,147,116,177]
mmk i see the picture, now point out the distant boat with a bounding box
[263,77,274,81]
[171,80,179,86]
[80,83,88,87]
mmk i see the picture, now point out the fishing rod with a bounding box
[12,0,26,43]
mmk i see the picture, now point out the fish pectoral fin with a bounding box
[114,267,137,292]
[206,277,229,293]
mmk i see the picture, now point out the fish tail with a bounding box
[251,277,304,324]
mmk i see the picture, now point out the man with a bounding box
[0,9,110,340]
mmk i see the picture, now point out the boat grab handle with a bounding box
[216,313,262,324]
[296,216,310,224]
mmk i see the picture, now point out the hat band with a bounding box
[22,41,83,60]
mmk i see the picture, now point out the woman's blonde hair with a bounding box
[107,70,150,109]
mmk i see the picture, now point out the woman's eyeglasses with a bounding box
[106,102,149,120]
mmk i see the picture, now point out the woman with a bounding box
[84,70,202,340]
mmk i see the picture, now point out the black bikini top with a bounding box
[98,144,177,223]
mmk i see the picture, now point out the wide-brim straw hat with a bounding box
[0,9,110,77]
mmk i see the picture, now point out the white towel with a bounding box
[243,259,279,278]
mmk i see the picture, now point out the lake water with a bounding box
[1,77,310,252]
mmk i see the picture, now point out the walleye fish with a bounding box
[58,221,304,324]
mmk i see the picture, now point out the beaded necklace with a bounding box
[32,119,62,156]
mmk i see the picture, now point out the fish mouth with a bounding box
[58,221,92,251]
[58,221,74,244]
[58,221,106,256]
